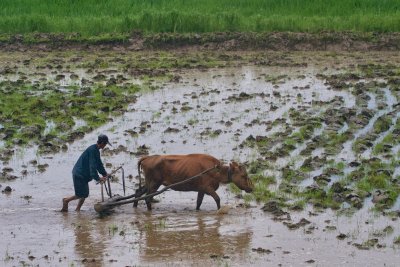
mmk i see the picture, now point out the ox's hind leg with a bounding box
[133,186,147,208]
[145,181,162,211]
[196,192,205,210]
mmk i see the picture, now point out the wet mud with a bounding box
[1,32,400,52]
[1,51,400,266]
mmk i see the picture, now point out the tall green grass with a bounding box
[0,0,399,36]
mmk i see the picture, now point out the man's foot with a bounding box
[60,198,68,212]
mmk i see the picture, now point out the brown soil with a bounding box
[1,32,400,52]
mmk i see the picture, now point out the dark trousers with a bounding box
[73,174,89,198]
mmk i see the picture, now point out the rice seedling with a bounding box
[3,248,13,262]
[0,0,399,38]
[187,118,199,126]
[108,223,119,235]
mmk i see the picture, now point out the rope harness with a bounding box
[103,164,245,198]
[101,165,219,205]
[95,162,255,213]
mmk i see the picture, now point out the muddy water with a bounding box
[1,63,400,266]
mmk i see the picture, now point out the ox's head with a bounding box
[230,162,253,193]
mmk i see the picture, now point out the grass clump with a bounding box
[323,131,353,154]
[373,115,392,134]
[373,118,400,154]
[0,80,140,150]
[356,173,390,191]
[298,187,339,209]
[232,174,276,203]
[281,167,307,184]
[350,160,400,209]
[247,160,272,175]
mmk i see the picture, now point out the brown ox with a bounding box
[135,154,253,210]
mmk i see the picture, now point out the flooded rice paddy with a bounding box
[0,51,400,266]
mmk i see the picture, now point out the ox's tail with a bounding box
[137,156,150,190]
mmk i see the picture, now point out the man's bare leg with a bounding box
[61,196,79,212]
[75,198,86,211]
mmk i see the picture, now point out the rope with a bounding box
[104,164,219,208]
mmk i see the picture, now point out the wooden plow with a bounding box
[94,165,218,213]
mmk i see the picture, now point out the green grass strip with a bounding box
[0,0,399,36]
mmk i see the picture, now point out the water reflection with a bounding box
[70,214,106,266]
[137,213,252,262]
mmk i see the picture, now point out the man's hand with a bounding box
[99,176,107,183]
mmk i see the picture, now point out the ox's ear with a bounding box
[230,161,239,170]
[232,162,246,172]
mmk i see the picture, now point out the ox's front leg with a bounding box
[207,190,221,210]
[196,192,205,210]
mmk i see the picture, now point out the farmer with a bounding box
[61,134,111,212]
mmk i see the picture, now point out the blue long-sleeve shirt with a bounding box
[72,144,107,181]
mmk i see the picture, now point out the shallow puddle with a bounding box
[1,54,400,266]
